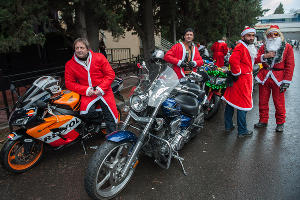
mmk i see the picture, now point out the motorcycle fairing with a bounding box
[53,90,81,111]
[106,131,138,143]
[26,115,81,147]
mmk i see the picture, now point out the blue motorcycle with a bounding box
[84,50,207,200]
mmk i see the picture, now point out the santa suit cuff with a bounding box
[232,69,241,76]
[282,80,291,84]
[261,54,266,62]
[177,60,183,67]
[96,86,105,96]
[86,87,93,96]
[191,61,197,67]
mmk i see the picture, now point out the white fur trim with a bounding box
[241,28,256,36]
[177,60,182,67]
[96,86,105,96]
[86,87,93,96]
[218,40,225,43]
[192,61,197,67]
[261,54,266,62]
[221,96,253,111]
[80,96,102,114]
[74,51,93,87]
[232,69,241,76]
[179,42,186,62]
[191,45,195,61]
[99,96,118,123]
[282,80,291,84]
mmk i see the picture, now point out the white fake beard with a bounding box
[266,37,282,52]
[247,44,258,59]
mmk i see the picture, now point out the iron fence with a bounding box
[0,57,141,130]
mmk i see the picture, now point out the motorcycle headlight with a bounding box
[130,94,148,112]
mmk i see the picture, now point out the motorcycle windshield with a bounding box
[15,76,56,109]
[148,66,179,107]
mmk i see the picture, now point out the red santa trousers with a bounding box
[258,77,286,124]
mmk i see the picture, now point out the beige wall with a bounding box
[102,30,163,57]
[102,30,141,57]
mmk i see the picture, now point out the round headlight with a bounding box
[130,94,148,112]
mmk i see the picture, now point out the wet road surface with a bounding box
[1,51,300,200]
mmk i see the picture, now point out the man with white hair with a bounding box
[222,27,257,138]
[254,25,295,132]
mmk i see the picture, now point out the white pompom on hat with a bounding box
[241,27,256,36]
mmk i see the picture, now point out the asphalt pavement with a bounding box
[0,50,300,200]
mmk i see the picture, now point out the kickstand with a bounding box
[173,151,188,176]
[81,141,87,155]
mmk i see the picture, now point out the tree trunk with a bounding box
[75,0,87,38]
[85,8,100,52]
[141,0,155,61]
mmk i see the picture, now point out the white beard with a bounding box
[247,44,258,59]
[266,37,282,52]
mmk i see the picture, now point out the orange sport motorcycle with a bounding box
[0,76,122,173]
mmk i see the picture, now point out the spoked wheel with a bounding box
[204,94,221,120]
[0,139,44,173]
[84,141,137,200]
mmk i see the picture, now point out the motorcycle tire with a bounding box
[84,141,137,200]
[0,138,44,173]
[204,94,221,120]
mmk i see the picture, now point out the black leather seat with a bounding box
[175,94,199,117]
[183,82,206,100]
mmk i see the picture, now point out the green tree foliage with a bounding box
[0,0,48,53]
[160,0,265,48]
[274,2,284,14]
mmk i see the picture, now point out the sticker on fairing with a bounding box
[37,117,81,143]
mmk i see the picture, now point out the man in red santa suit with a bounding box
[164,28,203,80]
[65,38,118,133]
[211,36,228,67]
[222,27,257,138]
[254,25,295,132]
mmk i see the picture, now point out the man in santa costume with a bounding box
[164,28,203,80]
[222,27,258,138]
[65,38,118,133]
[254,25,295,132]
[211,37,228,67]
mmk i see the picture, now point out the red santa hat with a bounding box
[265,24,284,41]
[241,27,256,36]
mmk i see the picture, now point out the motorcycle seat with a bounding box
[183,82,206,100]
[175,94,199,117]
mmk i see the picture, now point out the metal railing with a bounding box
[0,57,142,130]
[106,48,131,62]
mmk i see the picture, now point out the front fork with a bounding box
[120,107,160,178]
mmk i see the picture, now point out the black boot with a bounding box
[276,124,284,132]
[254,122,268,128]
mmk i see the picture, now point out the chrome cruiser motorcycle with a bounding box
[84,50,207,200]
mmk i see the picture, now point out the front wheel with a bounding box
[0,138,44,173]
[84,141,137,200]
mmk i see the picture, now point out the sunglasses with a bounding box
[267,32,279,37]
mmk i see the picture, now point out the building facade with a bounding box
[255,11,300,41]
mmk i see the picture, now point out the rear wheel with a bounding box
[204,94,221,120]
[84,141,137,200]
[0,138,44,173]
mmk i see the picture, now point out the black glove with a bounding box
[188,61,196,68]
[180,62,188,68]
[280,83,290,93]
[225,71,239,87]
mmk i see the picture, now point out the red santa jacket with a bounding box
[65,51,118,123]
[222,41,253,111]
[211,41,228,67]
[164,42,203,79]
[255,42,295,86]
